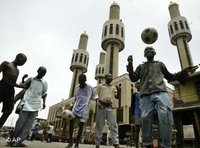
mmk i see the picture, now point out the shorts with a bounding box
[0,81,15,113]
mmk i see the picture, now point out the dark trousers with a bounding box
[47,133,52,142]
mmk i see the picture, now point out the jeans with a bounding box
[141,92,173,148]
[95,107,119,146]
[12,110,38,144]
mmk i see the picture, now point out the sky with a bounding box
[0,0,199,127]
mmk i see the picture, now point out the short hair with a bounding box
[16,53,27,60]
[79,74,86,81]
[144,46,156,56]
[144,46,155,52]
[38,66,47,72]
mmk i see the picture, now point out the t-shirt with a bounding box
[47,125,54,134]
[21,77,47,111]
[72,83,96,120]
[96,83,117,108]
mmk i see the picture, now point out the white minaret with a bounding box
[168,2,193,69]
[101,2,125,78]
[69,32,89,98]
[95,51,106,84]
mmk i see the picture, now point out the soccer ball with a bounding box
[61,109,74,120]
[141,27,158,44]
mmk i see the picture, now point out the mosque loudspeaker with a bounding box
[141,27,158,44]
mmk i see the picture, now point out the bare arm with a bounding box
[42,94,47,109]
[15,83,26,88]
[161,63,199,82]
[22,74,28,83]
[126,55,140,82]
[14,74,29,88]
[0,61,8,73]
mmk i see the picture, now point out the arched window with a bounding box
[109,24,113,34]
[104,26,107,36]
[79,53,83,62]
[180,20,184,29]
[185,21,189,30]
[116,24,119,35]
[170,25,173,34]
[121,27,124,37]
[84,55,87,64]
[75,53,78,62]
[98,67,101,74]
[174,22,178,31]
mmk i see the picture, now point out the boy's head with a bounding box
[15,53,27,66]
[37,66,47,79]
[105,73,113,84]
[79,74,87,88]
[144,46,156,59]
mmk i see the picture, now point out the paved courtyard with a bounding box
[0,138,128,148]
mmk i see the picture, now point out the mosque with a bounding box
[47,2,200,147]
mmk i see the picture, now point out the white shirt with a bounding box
[72,84,96,120]
[96,83,117,108]
[22,77,47,111]
[47,125,54,134]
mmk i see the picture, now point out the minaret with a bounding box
[101,2,125,78]
[95,51,106,84]
[168,2,193,69]
[69,32,89,98]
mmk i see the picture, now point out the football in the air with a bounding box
[61,109,74,120]
[141,27,158,44]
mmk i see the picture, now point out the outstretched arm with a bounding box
[162,63,199,82]
[19,77,32,89]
